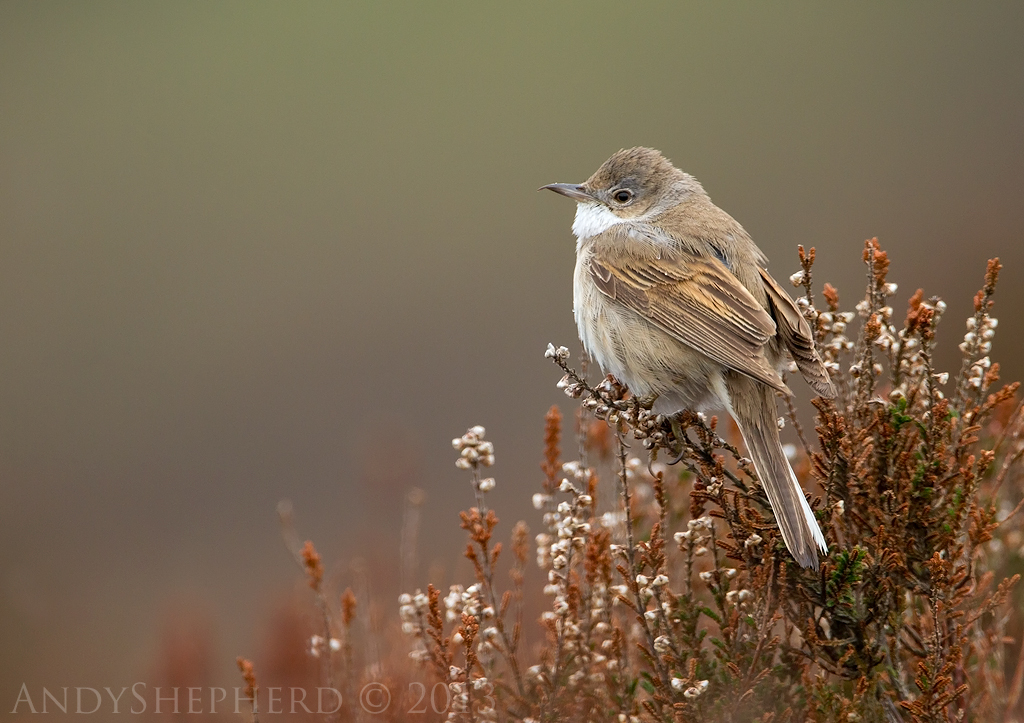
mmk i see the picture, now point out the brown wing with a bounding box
[589,249,790,394]
[758,267,836,398]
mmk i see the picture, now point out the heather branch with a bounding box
[276,502,339,700]
[453,427,527,701]
[953,258,1002,416]
[236,657,260,723]
[615,429,673,708]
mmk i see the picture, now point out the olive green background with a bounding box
[2,1,1023,697]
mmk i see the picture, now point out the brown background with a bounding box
[2,1,1023,700]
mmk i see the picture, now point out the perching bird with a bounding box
[543,147,835,569]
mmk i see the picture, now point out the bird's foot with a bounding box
[633,392,659,409]
[667,413,689,465]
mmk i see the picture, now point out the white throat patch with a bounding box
[572,203,626,239]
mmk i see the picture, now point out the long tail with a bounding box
[729,379,827,569]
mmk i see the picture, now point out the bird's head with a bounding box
[542,147,701,237]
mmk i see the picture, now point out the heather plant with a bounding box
[240,240,1024,723]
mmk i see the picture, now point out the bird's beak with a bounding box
[540,183,593,202]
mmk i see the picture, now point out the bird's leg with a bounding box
[667,413,689,465]
[631,392,659,428]
[633,392,659,409]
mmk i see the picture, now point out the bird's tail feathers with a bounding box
[732,392,827,569]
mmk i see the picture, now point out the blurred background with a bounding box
[2,1,1023,706]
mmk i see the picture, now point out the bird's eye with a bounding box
[612,189,633,204]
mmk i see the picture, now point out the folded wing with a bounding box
[758,267,836,398]
[588,249,790,395]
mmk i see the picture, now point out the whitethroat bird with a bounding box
[543,147,835,569]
